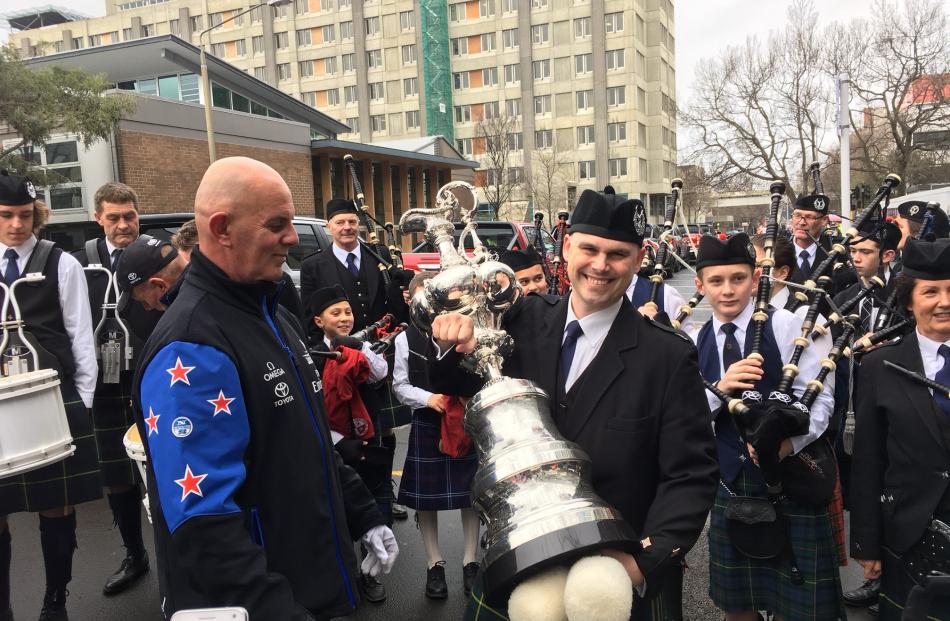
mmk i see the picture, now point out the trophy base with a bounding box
[481,517,640,607]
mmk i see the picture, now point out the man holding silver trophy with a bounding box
[412,186,719,620]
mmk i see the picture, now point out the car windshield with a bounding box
[412,224,517,252]
[687,224,700,234]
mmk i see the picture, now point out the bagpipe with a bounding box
[549,210,570,295]
[342,154,412,290]
[531,212,558,295]
[645,178,683,318]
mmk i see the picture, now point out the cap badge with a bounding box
[633,207,646,236]
[909,205,920,216]
[128,272,137,281]
[813,197,826,211]
[24,181,36,199]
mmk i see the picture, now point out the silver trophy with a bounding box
[399,182,637,604]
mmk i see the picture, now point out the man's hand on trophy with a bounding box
[432,313,477,354]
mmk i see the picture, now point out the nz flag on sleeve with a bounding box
[139,341,250,533]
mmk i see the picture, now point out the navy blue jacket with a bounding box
[133,249,383,620]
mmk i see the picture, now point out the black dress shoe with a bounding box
[38,588,67,621]
[391,503,409,520]
[359,573,386,603]
[425,562,447,600]
[103,552,150,595]
[868,602,879,616]
[462,562,479,597]
[843,577,880,607]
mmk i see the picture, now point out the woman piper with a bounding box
[851,236,950,619]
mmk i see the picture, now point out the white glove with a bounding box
[361,525,399,577]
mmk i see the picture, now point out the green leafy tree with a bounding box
[0,45,136,185]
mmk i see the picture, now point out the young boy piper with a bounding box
[691,233,845,621]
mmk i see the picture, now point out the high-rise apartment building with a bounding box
[8,0,677,219]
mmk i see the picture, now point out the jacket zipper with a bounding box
[261,297,357,608]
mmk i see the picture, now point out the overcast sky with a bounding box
[2,0,875,103]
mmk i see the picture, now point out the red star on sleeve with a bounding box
[207,390,236,417]
[145,407,160,436]
[175,465,208,502]
[166,357,196,387]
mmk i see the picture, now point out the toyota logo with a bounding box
[274,382,290,398]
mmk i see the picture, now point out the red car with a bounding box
[402,221,559,274]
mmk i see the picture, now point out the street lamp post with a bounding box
[199,0,293,163]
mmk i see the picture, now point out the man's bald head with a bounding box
[194,156,298,283]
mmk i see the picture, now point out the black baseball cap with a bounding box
[116,235,179,292]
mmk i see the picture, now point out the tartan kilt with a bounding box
[464,562,683,621]
[0,380,102,514]
[708,473,846,620]
[878,545,950,621]
[375,377,412,430]
[90,371,138,487]
[397,407,477,511]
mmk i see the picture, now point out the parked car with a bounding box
[137,213,331,287]
[402,221,558,274]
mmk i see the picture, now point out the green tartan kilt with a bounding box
[464,561,684,621]
[708,473,846,620]
[90,371,138,487]
[375,376,412,430]
[0,381,102,514]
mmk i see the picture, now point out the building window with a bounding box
[479,0,494,17]
[533,95,551,115]
[168,20,180,35]
[402,44,416,64]
[321,0,334,10]
[531,24,549,45]
[277,63,292,81]
[577,125,595,145]
[606,49,624,71]
[339,0,351,8]
[406,110,420,129]
[274,32,289,49]
[453,72,470,90]
[253,66,266,80]
[454,105,472,123]
[296,28,312,46]
[637,87,647,111]
[484,100,500,119]
[190,15,203,30]
[299,60,314,77]
[535,129,553,148]
[142,24,155,36]
[365,16,380,36]
[367,49,383,69]
[325,88,340,105]
[503,0,517,12]
[457,138,473,155]
[370,114,387,132]
[449,3,465,22]
[502,28,518,49]
[340,21,353,40]
[609,158,628,178]
[344,85,358,103]
[322,25,336,43]
[578,161,595,179]
[302,91,316,107]
[608,122,626,143]
[324,56,338,74]
[404,77,418,97]
[122,27,133,40]
[368,82,384,100]
[506,98,521,117]
[532,59,550,80]
[508,167,524,183]
[576,90,592,111]
[605,11,624,33]
[272,2,290,18]
[250,7,262,22]
[508,133,523,151]
[575,53,592,75]
[347,117,360,133]
[574,17,591,38]
[607,85,626,106]
[235,39,246,56]
[531,0,548,8]
[294,0,309,14]
[451,37,468,56]
[400,10,415,30]
[482,67,498,87]
[638,122,647,146]
[481,33,496,51]
[252,36,264,54]
[342,53,355,73]
[504,63,520,84]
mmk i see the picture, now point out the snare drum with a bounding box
[123,424,152,523]
[0,368,75,479]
